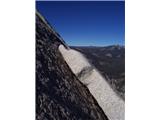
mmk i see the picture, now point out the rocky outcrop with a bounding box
[59,45,125,120]
[36,11,108,120]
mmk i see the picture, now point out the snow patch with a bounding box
[59,45,124,120]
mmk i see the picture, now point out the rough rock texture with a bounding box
[36,11,108,120]
[59,45,125,120]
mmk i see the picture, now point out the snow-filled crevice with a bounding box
[59,45,124,120]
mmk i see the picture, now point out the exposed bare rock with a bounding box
[36,11,108,120]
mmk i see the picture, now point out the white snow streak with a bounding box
[59,45,124,120]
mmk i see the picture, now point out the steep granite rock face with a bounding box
[36,11,108,120]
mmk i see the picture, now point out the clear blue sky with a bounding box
[36,1,125,46]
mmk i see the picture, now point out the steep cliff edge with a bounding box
[36,11,108,120]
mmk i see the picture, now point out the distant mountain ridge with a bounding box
[70,45,124,48]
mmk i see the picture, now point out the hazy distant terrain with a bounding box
[71,45,125,99]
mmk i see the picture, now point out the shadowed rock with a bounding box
[36,11,108,120]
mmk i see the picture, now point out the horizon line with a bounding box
[69,44,125,47]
